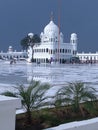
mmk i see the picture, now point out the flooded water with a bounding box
[0,61,98,92]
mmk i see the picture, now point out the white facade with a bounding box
[45,117,98,130]
[0,46,27,60]
[33,20,78,64]
[77,52,98,63]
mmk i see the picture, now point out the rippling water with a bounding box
[0,61,98,92]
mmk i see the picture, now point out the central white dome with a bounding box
[44,20,59,35]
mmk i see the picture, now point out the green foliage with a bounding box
[20,36,29,50]
[2,81,50,125]
[84,101,98,116]
[20,34,41,50]
[31,34,41,43]
[16,81,50,111]
[39,109,61,127]
[1,91,17,97]
[56,82,97,113]
[2,81,98,128]
[16,102,98,129]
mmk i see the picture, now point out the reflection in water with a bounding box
[26,63,33,83]
[0,63,98,92]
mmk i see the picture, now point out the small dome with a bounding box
[8,46,13,52]
[9,46,12,49]
[44,20,59,35]
[71,33,77,39]
[71,33,77,37]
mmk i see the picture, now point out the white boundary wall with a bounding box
[0,96,21,130]
[45,117,98,130]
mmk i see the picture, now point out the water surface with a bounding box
[0,62,98,92]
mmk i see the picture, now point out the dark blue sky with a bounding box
[0,0,98,52]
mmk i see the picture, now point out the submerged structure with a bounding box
[29,19,98,64]
[32,19,78,64]
[0,46,27,60]
[1,19,98,64]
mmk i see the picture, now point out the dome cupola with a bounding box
[44,20,59,36]
[70,33,78,44]
[71,33,77,40]
[8,46,13,52]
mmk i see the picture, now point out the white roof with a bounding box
[44,20,59,35]
[0,95,21,109]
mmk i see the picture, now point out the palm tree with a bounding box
[1,81,50,124]
[20,36,29,50]
[56,82,97,116]
[20,34,41,50]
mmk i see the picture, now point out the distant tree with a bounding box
[31,34,41,44]
[20,34,41,50]
[20,36,29,50]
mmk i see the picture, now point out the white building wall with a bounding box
[45,117,98,130]
[0,107,16,130]
[0,51,27,60]
[77,52,98,62]
[32,20,77,63]
[0,96,21,130]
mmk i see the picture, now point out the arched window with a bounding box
[51,50,52,54]
[65,49,67,53]
[63,49,64,53]
[46,48,48,52]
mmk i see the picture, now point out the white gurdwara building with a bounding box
[32,19,78,64]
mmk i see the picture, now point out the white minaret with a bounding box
[27,33,34,63]
[27,46,33,63]
[70,33,78,55]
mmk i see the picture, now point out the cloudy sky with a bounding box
[0,0,98,52]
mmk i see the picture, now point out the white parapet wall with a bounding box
[0,95,21,130]
[45,117,98,130]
